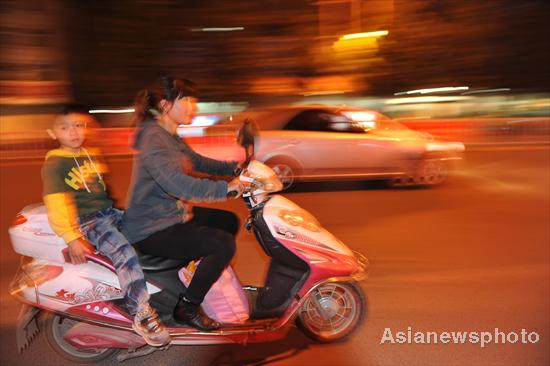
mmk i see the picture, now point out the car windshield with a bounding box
[284,109,365,133]
[341,110,408,132]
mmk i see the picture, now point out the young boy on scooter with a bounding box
[41,104,170,347]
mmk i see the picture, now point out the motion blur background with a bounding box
[1,1,549,366]
[1,0,549,126]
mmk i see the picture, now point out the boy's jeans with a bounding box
[79,207,149,315]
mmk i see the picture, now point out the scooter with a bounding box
[9,120,369,363]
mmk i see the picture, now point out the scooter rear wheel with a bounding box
[44,313,118,363]
[296,282,366,343]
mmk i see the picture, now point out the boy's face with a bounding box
[47,113,94,152]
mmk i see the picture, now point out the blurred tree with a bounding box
[8,0,547,107]
[62,0,317,106]
[374,0,550,94]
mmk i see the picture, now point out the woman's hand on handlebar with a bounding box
[227,177,246,198]
[234,158,250,177]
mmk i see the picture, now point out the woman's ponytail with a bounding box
[132,89,153,126]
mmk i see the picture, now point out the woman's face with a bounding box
[166,96,198,126]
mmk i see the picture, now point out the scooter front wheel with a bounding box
[296,282,366,343]
[44,313,118,363]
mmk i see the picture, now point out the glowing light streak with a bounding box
[340,30,389,40]
[386,96,472,104]
[461,88,511,95]
[191,27,244,32]
[394,86,469,96]
[89,108,134,114]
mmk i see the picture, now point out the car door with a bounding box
[347,114,410,174]
[310,109,408,175]
[280,109,362,177]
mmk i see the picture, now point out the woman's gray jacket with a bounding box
[122,118,237,243]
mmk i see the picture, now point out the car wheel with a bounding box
[265,158,299,190]
[296,283,366,343]
[43,313,118,363]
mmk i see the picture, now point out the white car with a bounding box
[234,105,464,189]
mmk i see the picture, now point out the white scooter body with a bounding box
[10,204,161,312]
[9,160,368,363]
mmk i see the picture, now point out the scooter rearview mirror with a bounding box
[236,118,258,162]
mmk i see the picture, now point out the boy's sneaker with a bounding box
[132,304,171,347]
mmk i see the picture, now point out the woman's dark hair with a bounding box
[133,76,198,125]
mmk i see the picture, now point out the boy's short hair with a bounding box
[59,103,91,116]
[52,103,95,128]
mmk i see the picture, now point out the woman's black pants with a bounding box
[134,207,238,305]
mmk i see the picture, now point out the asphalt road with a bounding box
[0,148,549,366]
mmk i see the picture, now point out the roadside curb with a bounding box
[465,141,550,152]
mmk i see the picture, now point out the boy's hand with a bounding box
[67,238,94,264]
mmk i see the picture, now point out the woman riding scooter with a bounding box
[9,111,367,362]
[121,76,245,331]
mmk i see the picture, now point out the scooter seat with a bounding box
[66,248,187,273]
[136,251,189,273]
